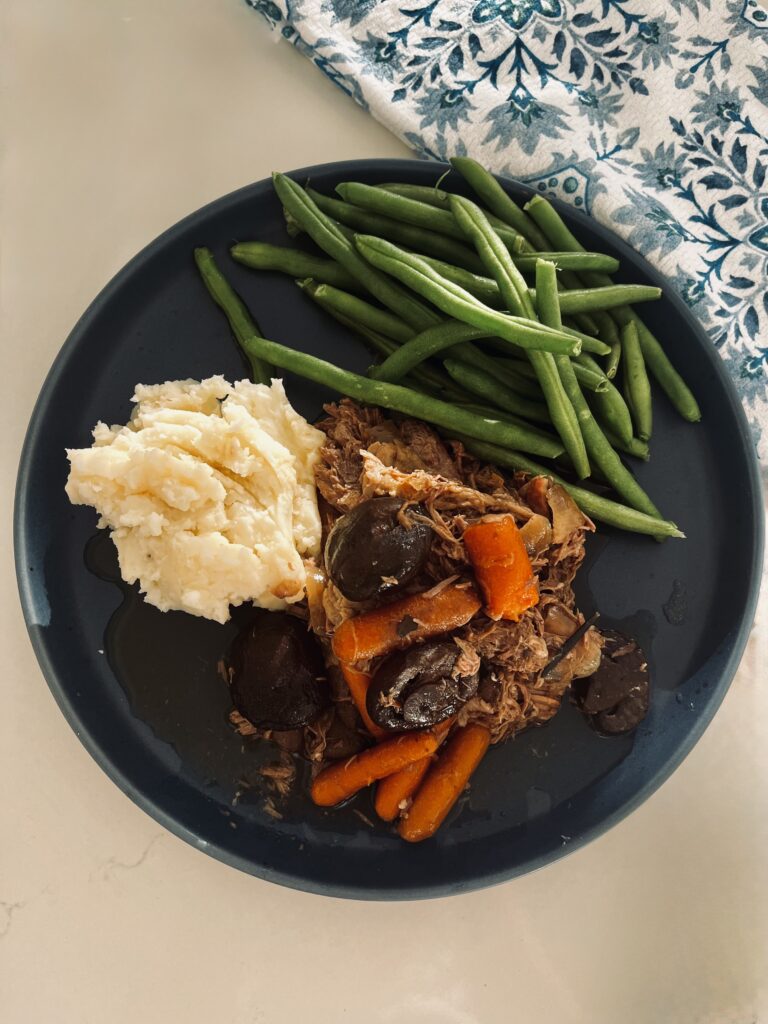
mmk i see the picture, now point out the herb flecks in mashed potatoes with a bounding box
[65,376,324,623]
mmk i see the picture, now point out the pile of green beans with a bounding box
[192,159,699,539]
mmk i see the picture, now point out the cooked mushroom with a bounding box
[324,496,433,602]
[229,612,328,730]
[573,630,649,734]
[366,639,480,731]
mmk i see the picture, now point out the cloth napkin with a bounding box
[247,0,768,457]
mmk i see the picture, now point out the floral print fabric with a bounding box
[247,0,768,454]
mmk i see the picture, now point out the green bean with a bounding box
[593,309,620,346]
[297,280,415,344]
[378,182,530,246]
[301,295,467,401]
[540,325,608,357]
[443,358,552,425]
[336,180,522,251]
[528,284,661,312]
[601,428,650,461]
[449,157,551,250]
[495,356,607,394]
[411,257,622,355]
[556,317,602,355]
[378,184,548,262]
[230,241,362,292]
[632,311,701,422]
[336,181,470,240]
[586,382,635,447]
[521,213,610,335]
[577,353,634,444]
[481,360,544,399]
[300,299,524,410]
[572,311,601,336]
[370,322,484,382]
[525,194,701,421]
[592,310,622,379]
[561,382,663,512]
[621,320,653,441]
[364,317,536,397]
[576,351,607,376]
[534,258,564,330]
[273,173,440,333]
[416,255,504,307]
[242,336,565,460]
[572,361,609,393]
[605,342,622,380]
[361,314,546,408]
[354,236,581,355]
[306,188,486,274]
[376,182,518,237]
[450,195,535,317]
[454,437,683,539]
[458,339,545,394]
[520,252,619,272]
[534,260,591,479]
[377,182,453,209]
[367,326,550,417]
[193,247,272,384]
[456,403,560,444]
[484,329,609,359]
[523,194,585,252]
[430,274,611,357]
[421,245,618,277]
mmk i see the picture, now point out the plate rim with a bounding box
[14,158,765,899]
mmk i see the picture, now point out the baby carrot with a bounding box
[331,583,481,664]
[310,731,440,807]
[463,515,539,621]
[374,721,452,822]
[398,724,491,842]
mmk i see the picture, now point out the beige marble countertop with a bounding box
[2,3,767,1022]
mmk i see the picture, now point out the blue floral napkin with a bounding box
[247,0,768,456]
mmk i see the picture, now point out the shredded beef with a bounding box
[310,401,598,748]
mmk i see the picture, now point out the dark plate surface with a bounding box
[14,159,763,899]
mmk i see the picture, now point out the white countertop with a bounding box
[2,3,767,1021]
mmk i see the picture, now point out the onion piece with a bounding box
[304,561,328,635]
[544,602,579,638]
[546,483,593,543]
[570,631,603,678]
[519,514,553,556]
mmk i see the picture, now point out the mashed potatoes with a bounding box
[66,376,325,623]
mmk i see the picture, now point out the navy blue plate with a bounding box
[14,160,763,899]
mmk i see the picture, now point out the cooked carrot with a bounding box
[340,664,386,739]
[331,583,481,664]
[375,758,433,822]
[398,724,491,842]
[311,731,440,807]
[374,721,452,822]
[463,515,539,621]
